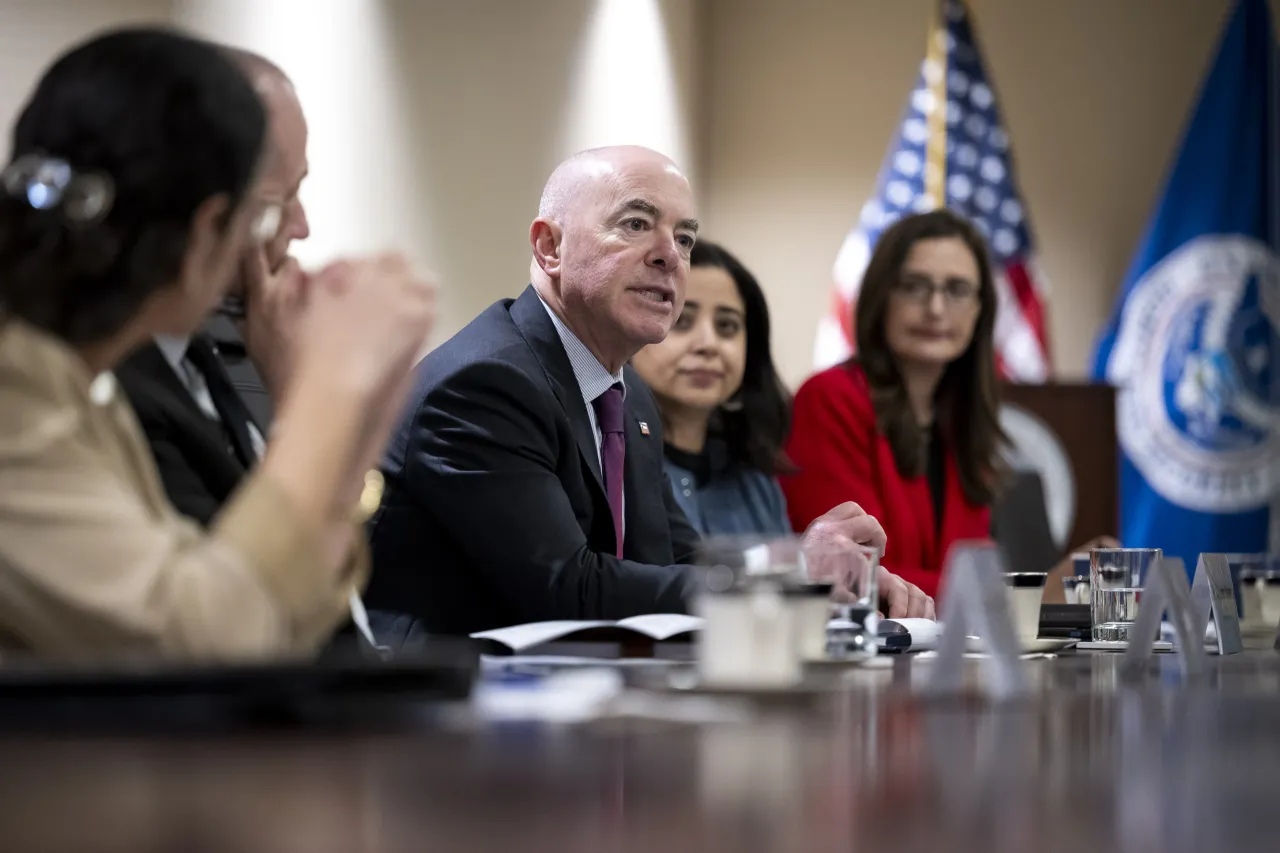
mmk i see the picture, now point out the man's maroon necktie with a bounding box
[593,384,626,558]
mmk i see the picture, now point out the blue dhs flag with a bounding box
[1092,0,1279,568]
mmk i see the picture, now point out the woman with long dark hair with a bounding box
[782,210,1002,596]
[0,28,434,659]
[631,240,793,536]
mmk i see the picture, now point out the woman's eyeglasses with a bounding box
[892,276,979,306]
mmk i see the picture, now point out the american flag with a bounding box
[813,0,1052,381]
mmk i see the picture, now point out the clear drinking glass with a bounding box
[801,541,878,606]
[801,540,880,658]
[1090,548,1161,642]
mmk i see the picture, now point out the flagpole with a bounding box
[923,0,948,206]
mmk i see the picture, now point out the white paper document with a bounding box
[471,614,704,653]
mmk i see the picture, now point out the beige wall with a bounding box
[0,0,172,162]
[699,0,1267,386]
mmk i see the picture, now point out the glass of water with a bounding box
[801,540,880,659]
[1090,548,1162,642]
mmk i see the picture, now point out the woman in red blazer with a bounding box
[782,210,1004,598]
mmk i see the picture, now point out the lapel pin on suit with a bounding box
[638,421,650,436]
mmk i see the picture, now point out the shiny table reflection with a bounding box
[3,647,1280,852]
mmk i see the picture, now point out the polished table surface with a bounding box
[3,645,1280,853]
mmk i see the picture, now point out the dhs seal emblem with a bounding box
[1106,235,1279,513]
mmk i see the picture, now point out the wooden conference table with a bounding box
[1,641,1279,853]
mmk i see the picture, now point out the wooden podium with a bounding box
[998,381,1119,551]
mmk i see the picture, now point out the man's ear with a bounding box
[530,217,564,277]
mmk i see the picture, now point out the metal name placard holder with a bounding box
[1190,553,1244,656]
[929,543,1029,700]
[1122,557,1208,678]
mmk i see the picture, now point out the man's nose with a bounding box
[289,202,310,241]
[647,233,681,269]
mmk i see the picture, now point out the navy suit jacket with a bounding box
[366,285,700,635]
